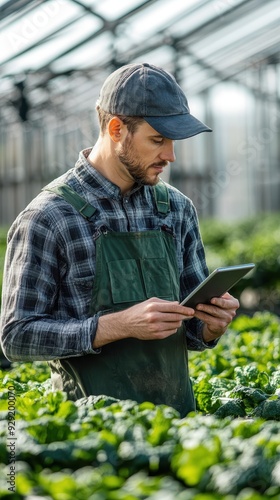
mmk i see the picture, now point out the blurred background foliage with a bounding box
[200,213,280,313]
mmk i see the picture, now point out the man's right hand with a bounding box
[93,297,195,348]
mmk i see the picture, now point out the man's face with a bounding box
[116,122,176,186]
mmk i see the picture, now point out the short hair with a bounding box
[96,105,145,135]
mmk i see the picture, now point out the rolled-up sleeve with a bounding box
[0,208,99,362]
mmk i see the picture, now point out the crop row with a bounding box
[0,311,279,499]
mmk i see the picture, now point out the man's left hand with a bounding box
[194,292,240,343]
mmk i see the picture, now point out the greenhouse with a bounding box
[0,0,280,498]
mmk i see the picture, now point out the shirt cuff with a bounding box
[196,320,220,349]
[83,316,102,355]
[185,318,220,351]
[202,337,219,349]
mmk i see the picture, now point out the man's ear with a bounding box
[108,117,124,142]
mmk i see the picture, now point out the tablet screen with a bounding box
[180,263,255,309]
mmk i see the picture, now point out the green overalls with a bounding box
[47,182,195,417]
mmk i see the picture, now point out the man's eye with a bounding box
[153,139,164,144]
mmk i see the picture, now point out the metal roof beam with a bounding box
[0,0,36,19]
[69,0,106,23]
[32,0,159,70]
[0,10,87,67]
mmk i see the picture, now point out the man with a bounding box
[0,63,239,417]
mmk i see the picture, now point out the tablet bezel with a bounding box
[180,263,255,309]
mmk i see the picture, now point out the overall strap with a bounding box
[153,180,170,215]
[44,180,169,218]
[44,184,97,220]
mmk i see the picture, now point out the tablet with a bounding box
[180,263,255,309]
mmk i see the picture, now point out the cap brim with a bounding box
[144,113,212,140]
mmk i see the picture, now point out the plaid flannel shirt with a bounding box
[0,148,216,362]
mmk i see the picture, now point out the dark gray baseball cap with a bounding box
[97,62,212,140]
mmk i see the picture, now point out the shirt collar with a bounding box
[74,148,143,199]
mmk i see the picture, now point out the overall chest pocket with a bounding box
[108,257,173,304]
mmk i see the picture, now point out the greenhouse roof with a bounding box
[1,0,280,119]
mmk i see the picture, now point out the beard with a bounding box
[116,135,168,186]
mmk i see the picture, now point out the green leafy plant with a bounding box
[0,312,279,498]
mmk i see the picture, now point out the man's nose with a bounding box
[160,141,176,163]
